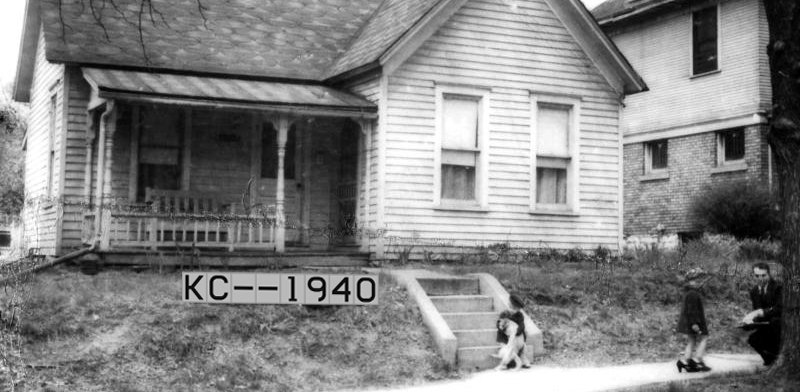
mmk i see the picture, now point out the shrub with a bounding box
[691,180,779,239]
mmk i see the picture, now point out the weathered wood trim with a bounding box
[302,124,311,245]
[623,113,768,144]
[617,102,624,253]
[128,105,140,202]
[56,68,70,254]
[250,114,260,206]
[359,119,373,252]
[376,75,389,258]
[97,101,117,250]
[95,91,378,119]
[182,108,192,190]
[84,109,96,201]
[380,0,471,76]
[275,114,290,253]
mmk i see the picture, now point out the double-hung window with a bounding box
[644,139,668,174]
[435,86,488,208]
[692,5,718,75]
[532,95,579,212]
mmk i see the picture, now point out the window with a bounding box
[435,86,488,208]
[717,128,745,165]
[532,95,580,212]
[644,139,668,173]
[47,94,57,198]
[137,107,183,201]
[441,95,479,201]
[261,122,296,179]
[692,6,718,75]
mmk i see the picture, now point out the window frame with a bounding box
[530,94,581,214]
[691,4,720,77]
[433,84,490,209]
[644,139,669,174]
[716,128,745,166]
[47,93,57,198]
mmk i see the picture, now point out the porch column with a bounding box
[275,115,290,253]
[94,101,117,250]
[358,119,373,253]
[83,110,96,202]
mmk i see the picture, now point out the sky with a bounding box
[0,0,607,93]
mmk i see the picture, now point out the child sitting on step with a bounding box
[493,294,531,370]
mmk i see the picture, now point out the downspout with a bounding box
[93,102,115,244]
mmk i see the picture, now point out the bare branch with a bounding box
[197,0,209,30]
[88,0,111,41]
[137,0,151,65]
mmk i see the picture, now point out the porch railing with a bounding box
[87,189,278,251]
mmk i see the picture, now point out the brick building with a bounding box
[592,0,775,237]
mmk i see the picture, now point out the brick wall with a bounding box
[623,124,771,236]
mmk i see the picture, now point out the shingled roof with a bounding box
[36,0,440,81]
[591,0,686,25]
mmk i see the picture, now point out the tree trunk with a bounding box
[763,0,800,380]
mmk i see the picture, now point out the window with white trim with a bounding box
[532,95,580,212]
[435,86,488,208]
[644,139,668,173]
[716,128,745,166]
[692,5,718,75]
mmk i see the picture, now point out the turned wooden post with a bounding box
[275,115,290,253]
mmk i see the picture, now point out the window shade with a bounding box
[537,104,570,156]
[443,96,479,150]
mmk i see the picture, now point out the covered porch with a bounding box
[79,68,377,255]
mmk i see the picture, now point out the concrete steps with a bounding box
[420,276,534,371]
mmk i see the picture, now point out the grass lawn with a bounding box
[0,238,784,391]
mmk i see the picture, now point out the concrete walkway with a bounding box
[333,354,763,392]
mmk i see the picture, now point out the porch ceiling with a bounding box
[81,68,378,118]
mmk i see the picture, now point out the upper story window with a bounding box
[434,85,489,208]
[692,6,718,75]
[531,95,580,213]
[644,139,668,173]
[717,128,745,165]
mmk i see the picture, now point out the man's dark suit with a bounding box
[748,279,782,365]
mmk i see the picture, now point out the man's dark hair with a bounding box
[753,262,771,273]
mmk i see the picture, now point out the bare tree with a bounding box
[763,0,800,381]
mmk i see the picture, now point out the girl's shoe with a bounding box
[676,360,694,373]
[692,359,711,372]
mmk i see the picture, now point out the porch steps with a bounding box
[418,277,537,372]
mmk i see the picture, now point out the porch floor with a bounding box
[96,247,370,269]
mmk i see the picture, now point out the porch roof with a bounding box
[82,68,378,118]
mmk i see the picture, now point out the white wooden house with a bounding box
[13,0,645,264]
[592,0,774,238]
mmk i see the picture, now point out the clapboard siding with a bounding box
[381,0,622,252]
[608,0,768,137]
[60,67,93,249]
[21,27,64,255]
[340,74,381,253]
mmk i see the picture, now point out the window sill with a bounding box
[690,69,721,79]
[711,162,748,174]
[434,204,489,213]
[529,209,579,217]
[640,172,669,182]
